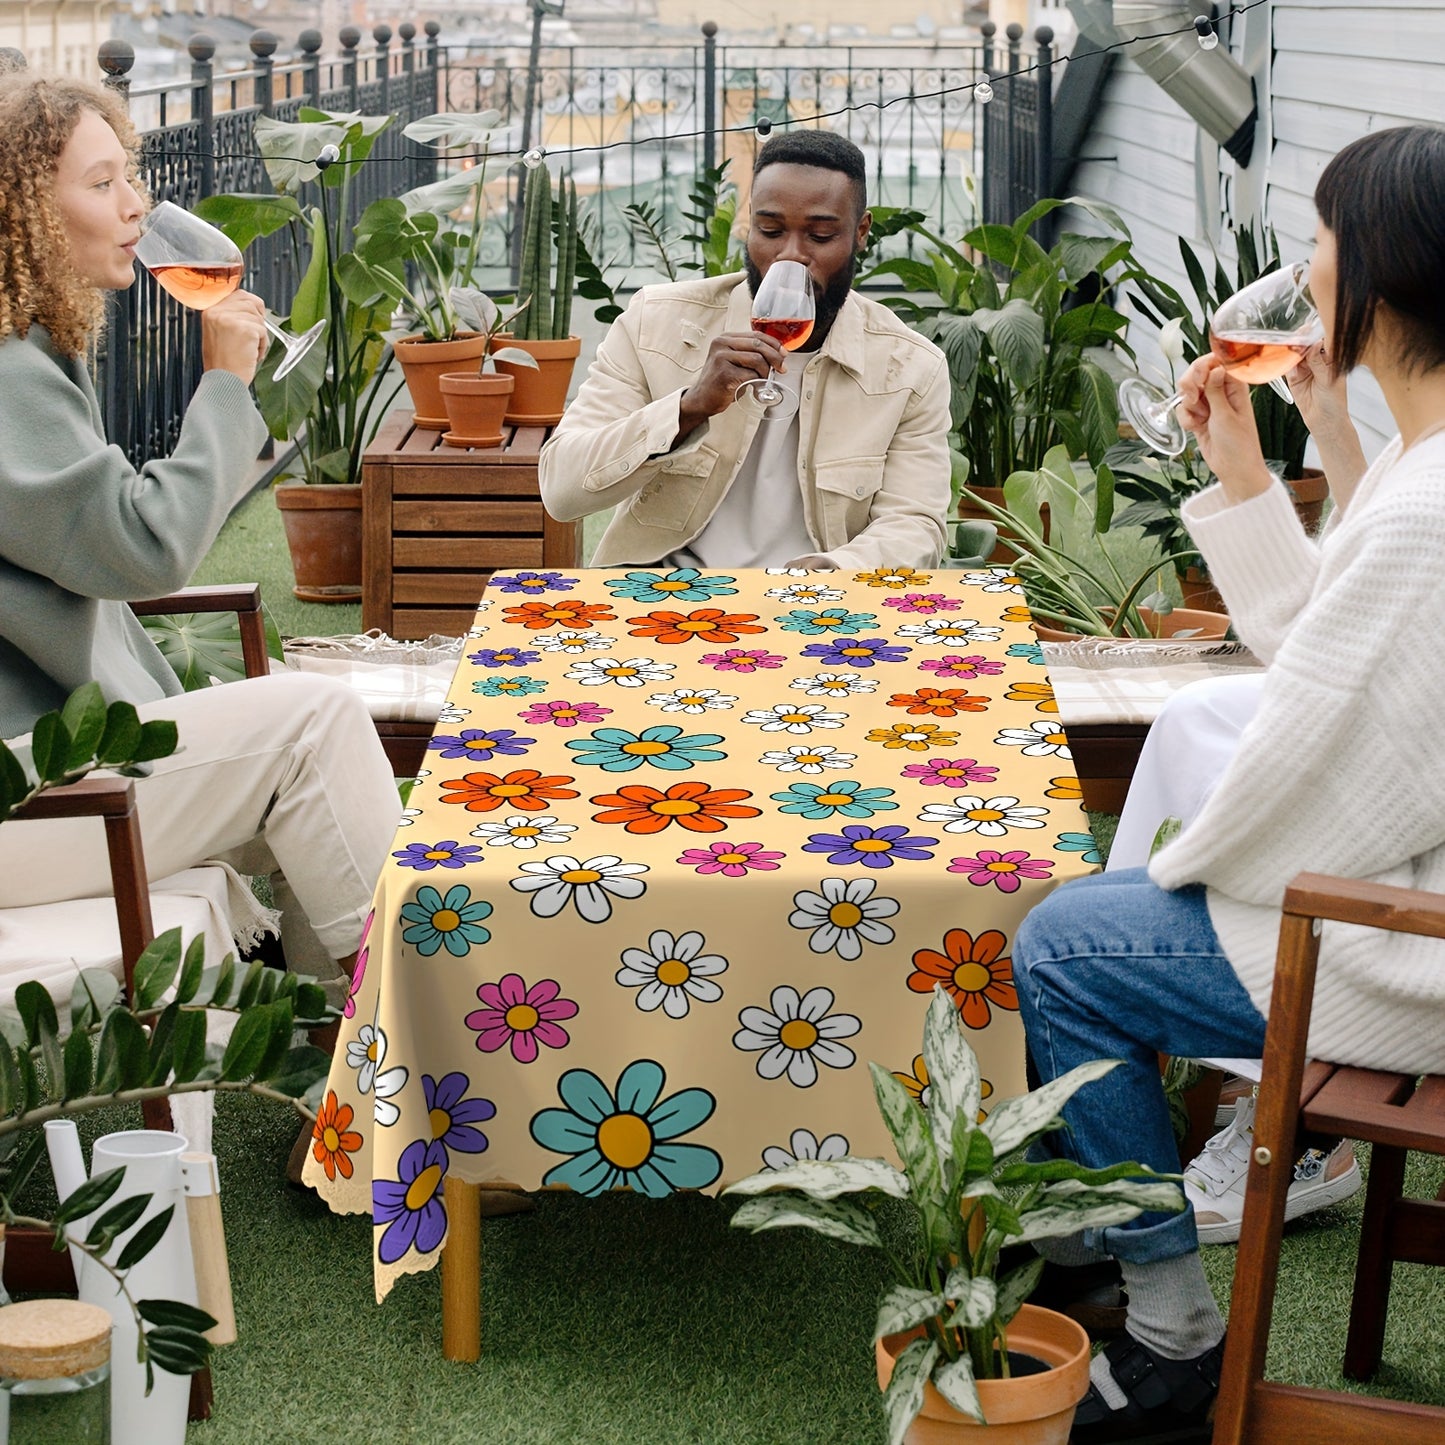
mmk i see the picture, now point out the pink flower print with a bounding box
[948,849,1056,893]
[465,974,579,1063]
[518,698,613,728]
[900,757,1001,788]
[918,654,1006,681]
[344,909,374,1018]
[677,841,787,877]
[698,649,786,673]
[882,592,963,615]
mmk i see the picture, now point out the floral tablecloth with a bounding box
[304,565,1099,1299]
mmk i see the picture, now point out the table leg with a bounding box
[441,1177,482,1361]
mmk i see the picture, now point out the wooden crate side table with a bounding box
[362,412,578,639]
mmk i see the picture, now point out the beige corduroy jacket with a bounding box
[537,274,953,568]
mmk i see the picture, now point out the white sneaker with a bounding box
[1184,1092,1363,1245]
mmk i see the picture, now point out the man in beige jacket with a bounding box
[538,131,952,570]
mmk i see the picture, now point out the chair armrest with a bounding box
[1283,872,1445,941]
[129,583,270,680]
[10,774,138,821]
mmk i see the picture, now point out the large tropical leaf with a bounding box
[875,1285,948,1340]
[883,1337,938,1445]
[980,1057,1120,1158]
[871,1062,943,1208]
[728,1193,883,1248]
[933,1351,984,1423]
[1077,357,1121,470]
[920,986,979,1169]
[252,115,354,194]
[724,1155,908,1200]
[193,193,302,251]
[140,607,283,691]
[401,110,503,146]
[972,300,1046,392]
[941,1271,996,1329]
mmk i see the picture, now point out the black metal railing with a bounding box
[49,20,1057,464]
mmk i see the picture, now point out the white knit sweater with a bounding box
[1149,432,1445,1073]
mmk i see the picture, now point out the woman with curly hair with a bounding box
[0,75,398,1045]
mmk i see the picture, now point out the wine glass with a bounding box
[133,201,325,381]
[737,259,815,419]
[1119,261,1324,457]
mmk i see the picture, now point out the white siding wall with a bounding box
[1068,0,1445,458]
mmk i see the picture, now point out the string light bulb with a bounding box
[974,79,994,104]
[1193,16,1220,50]
[522,147,546,169]
[755,117,773,139]
[314,143,340,170]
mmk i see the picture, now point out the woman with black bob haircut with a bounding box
[0,73,401,1094]
[1005,123,1445,1443]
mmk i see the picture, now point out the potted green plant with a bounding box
[960,446,1225,641]
[436,287,538,447]
[1127,224,1327,531]
[197,109,403,600]
[726,987,1184,1443]
[354,110,512,427]
[494,160,581,425]
[866,196,1139,561]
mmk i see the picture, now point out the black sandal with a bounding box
[1070,1333,1224,1444]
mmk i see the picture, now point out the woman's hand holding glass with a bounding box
[1175,356,1276,503]
[198,290,270,385]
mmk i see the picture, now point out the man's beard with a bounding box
[744,250,858,340]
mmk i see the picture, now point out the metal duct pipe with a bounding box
[1111,2,1258,165]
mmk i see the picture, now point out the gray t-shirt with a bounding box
[665,363,815,570]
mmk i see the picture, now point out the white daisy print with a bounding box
[565,656,676,688]
[765,567,812,576]
[395,807,423,827]
[765,581,848,604]
[919,796,1049,836]
[368,1027,409,1126]
[960,566,1025,594]
[534,628,615,654]
[435,703,472,725]
[994,720,1072,759]
[763,1127,851,1172]
[469,814,578,849]
[759,744,857,773]
[734,985,861,1087]
[895,617,1005,645]
[345,1022,383,1093]
[645,686,739,715]
[616,929,728,1018]
[789,671,878,698]
[465,624,490,638]
[510,854,649,922]
[788,876,899,959]
[741,702,847,734]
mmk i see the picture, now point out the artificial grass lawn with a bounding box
[124,483,1445,1441]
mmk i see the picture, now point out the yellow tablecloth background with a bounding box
[305,566,1097,1300]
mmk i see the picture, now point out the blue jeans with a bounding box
[1012,868,1268,1263]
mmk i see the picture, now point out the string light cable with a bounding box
[150,3,1260,171]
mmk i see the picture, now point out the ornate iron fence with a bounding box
[978,21,1056,236]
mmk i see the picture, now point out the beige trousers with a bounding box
[0,672,400,962]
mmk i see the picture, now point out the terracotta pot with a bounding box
[273,482,362,602]
[393,332,489,430]
[875,1305,1090,1443]
[1177,565,1225,615]
[490,334,581,426]
[956,487,1048,566]
[1286,466,1329,535]
[438,371,514,449]
[1031,605,1230,644]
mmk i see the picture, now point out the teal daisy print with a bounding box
[775,608,880,636]
[1006,642,1046,666]
[529,1059,722,1197]
[1055,831,1105,865]
[604,569,739,605]
[400,885,493,956]
[771,781,899,820]
[565,725,726,772]
[473,675,548,698]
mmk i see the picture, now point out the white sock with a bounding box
[1090,1350,1130,1409]
[1119,1252,1225,1359]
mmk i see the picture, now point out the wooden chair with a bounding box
[1213,872,1445,1443]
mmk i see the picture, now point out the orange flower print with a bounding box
[1005,680,1058,713]
[626,609,767,644]
[312,1090,363,1181]
[503,599,616,630]
[440,769,580,812]
[1045,775,1083,800]
[865,722,961,752]
[855,567,932,589]
[887,688,991,718]
[590,781,762,834]
[908,928,1018,1028]
[1002,604,1034,625]
[894,1055,994,1120]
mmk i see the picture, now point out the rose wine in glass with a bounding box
[1119,261,1323,456]
[133,201,325,380]
[739,259,816,417]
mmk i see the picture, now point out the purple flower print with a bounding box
[469,647,542,668]
[489,571,578,594]
[428,728,536,762]
[373,1139,449,1265]
[392,841,485,871]
[802,825,938,868]
[422,1072,495,1154]
[799,638,912,668]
